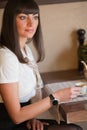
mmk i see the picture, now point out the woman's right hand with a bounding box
[26,118,49,130]
[54,86,81,102]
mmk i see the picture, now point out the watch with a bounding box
[49,94,58,105]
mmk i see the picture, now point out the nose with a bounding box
[27,16,33,27]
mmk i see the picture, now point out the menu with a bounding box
[44,79,87,104]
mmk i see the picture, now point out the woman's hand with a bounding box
[54,86,81,102]
[26,118,49,130]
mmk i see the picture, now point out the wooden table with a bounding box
[41,69,87,123]
[60,100,87,123]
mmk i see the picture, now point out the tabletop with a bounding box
[41,69,87,123]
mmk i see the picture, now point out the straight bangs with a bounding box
[15,0,39,15]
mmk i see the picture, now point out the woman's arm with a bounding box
[0,83,52,124]
[0,82,81,124]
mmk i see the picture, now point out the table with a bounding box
[41,69,87,123]
[60,100,87,123]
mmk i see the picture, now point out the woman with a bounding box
[0,0,83,130]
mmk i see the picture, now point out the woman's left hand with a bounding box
[26,118,49,130]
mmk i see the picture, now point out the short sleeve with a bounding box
[0,48,19,83]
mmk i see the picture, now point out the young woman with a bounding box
[0,0,83,130]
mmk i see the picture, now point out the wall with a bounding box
[38,1,87,72]
[0,2,87,73]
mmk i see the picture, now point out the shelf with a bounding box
[41,69,84,84]
[0,0,87,9]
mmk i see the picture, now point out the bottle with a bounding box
[77,29,86,73]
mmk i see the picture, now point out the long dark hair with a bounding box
[0,0,45,63]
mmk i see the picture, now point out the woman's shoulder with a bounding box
[0,47,19,83]
[0,47,18,62]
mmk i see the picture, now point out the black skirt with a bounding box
[0,101,58,130]
[0,102,83,130]
[0,101,31,130]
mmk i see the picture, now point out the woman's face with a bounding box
[16,13,39,40]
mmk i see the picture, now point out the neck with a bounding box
[20,37,27,50]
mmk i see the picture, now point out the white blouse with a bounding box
[0,45,37,103]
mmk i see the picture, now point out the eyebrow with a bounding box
[17,12,39,15]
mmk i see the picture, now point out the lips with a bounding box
[25,29,34,33]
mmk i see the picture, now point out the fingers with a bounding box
[55,86,82,102]
[33,119,42,130]
[28,119,49,130]
[33,120,49,130]
[71,87,81,98]
[42,122,49,126]
[26,120,31,129]
[36,120,43,130]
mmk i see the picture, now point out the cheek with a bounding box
[16,22,25,34]
[34,22,38,31]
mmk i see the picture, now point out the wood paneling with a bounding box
[36,0,87,5]
[0,0,7,8]
[0,0,87,8]
[41,69,84,84]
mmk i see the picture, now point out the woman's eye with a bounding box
[34,15,38,20]
[19,16,27,20]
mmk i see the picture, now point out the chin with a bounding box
[27,35,34,39]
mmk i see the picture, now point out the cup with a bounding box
[75,82,87,95]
